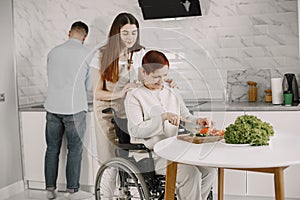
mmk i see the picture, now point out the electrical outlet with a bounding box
[0,93,5,102]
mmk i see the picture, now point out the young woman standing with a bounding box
[91,12,145,164]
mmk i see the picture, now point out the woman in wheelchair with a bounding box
[124,50,216,200]
[94,50,214,199]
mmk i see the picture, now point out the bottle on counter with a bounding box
[247,81,258,102]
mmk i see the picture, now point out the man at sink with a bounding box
[43,21,92,200]
[125,50,216,200]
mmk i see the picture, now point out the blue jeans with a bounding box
[44,111,86,191]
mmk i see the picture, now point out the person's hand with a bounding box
[164,78,178,88]
[196,117,215,128]
[161,112,180,126]
[119,82,139,98]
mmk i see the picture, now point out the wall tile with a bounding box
[215,48,239,58]
[216,25,268,37]
[237,3,273,15]
[238,46,270,57]
[268,45,299,57]
[219,36,254,48]
[207,5,237,17]
[275,1,298,12]
[268,23,298,35]
[285,57,300,66]
[218,57,249,69]
[275,34,299,45]
[244,57,285,68]
[220,16,253,26]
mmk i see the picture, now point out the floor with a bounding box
[3,189,300,200]
[3,189,94,200]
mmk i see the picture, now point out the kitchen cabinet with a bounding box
[21,108,300,198]
[245,111,300,199]
[194,111,246,196]
[20,111,99,192]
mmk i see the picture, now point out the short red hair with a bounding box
[142,50,169,74]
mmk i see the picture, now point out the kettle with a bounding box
[282,73,299,106]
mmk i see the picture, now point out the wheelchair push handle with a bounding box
[102,107,116,114]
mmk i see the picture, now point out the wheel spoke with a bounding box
[94,157,150,200]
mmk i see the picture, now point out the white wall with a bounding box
[0,0,23,190]
[14,0,299,104]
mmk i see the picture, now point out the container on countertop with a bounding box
[264,89,272,103]
[247,81,258,102]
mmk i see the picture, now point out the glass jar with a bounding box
[247,81,258,102]
[264,89,272,103]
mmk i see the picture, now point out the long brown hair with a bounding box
[100,13,144,83]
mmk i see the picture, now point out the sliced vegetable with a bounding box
[200,127,210,134]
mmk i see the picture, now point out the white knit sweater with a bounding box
[124,85,197,149]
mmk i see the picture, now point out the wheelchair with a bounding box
[94,108,214,200]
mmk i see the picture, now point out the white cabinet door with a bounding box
[246,111,300,198]
[21,112,46,185]
[194,111,246,195]
[21,112,95,190]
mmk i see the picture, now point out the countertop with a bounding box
[19,100,300,112]
[18,103,94,112]
[186,101,300,112]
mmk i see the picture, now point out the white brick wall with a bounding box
[14,0,299,105]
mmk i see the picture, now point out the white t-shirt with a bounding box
[90,48,146,83]
[91,48,146,117]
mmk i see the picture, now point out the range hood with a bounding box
[138,0,202,20]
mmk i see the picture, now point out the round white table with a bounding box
[154,132,300,200]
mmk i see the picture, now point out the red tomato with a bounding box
[200,127,210,134]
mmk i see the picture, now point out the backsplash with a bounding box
[227,69,271,102]
[14,0,299,106]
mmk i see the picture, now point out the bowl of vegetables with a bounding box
[224,115,274,146]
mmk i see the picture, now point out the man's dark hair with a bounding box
[71,21,89,35]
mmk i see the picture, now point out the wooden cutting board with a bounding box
[177,134,224,144]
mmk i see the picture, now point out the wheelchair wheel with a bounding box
[95,157,150,200]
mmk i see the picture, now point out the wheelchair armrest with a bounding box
[117,143,153,159]
[118,143,150,152]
